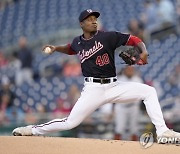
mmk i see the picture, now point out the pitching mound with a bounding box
[0,136,179,154]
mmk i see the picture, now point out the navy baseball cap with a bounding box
[79,9,100,22]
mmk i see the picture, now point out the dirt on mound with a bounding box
[0,136,179,154]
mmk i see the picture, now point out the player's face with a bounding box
[80,15,98,33]
[124,66,135,78]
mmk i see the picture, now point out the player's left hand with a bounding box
[119,47,148,65]
[137,52,148,65]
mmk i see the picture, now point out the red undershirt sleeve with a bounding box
[67,44,77,55]
[126,35,142,46]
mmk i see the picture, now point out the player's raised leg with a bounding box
[108,81,180,138]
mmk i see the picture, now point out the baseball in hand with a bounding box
[44,47,52,54]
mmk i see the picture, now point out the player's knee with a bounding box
[66,120,80,130]
[146,86,157,97]
[149,86,156,94]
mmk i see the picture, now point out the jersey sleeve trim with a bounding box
[126,35,142,46]
[67,43,77,55]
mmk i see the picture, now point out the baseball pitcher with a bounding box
[13,9,180,142]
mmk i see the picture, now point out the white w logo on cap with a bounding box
[87,9,92,13]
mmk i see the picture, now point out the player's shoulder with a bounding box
[71,36,81,46]
[100,30,128,37]
[132,76,143,83]
[97,30,119,38]
[108,31,130,35]
[117,75,127,81]
[98,30,116,35]
[72,36,81,42]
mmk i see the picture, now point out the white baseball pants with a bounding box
[32,81,168,136]
[114,103,140,135]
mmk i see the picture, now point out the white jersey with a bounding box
[114,74,143,136]
[118,75,143,83]
[117,74,143,106]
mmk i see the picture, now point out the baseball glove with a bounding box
[119,47,143,65]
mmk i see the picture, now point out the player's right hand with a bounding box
[42,45,56,54]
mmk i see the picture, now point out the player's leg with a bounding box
[114,104,127,140]
[128,103,140,141]
[12,83,105,136]
[108,81,169,136]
